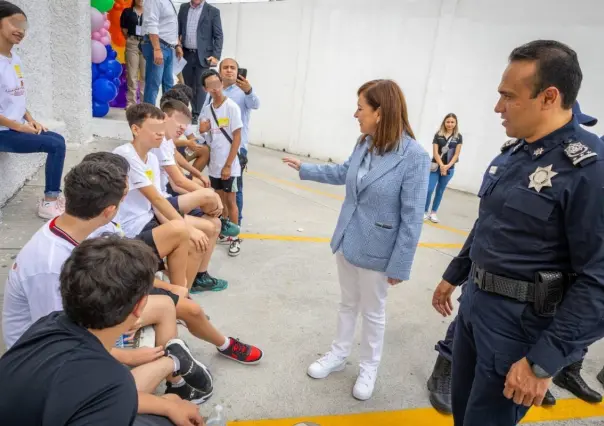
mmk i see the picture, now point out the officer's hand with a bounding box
[432,280,455,317]
[503,357,552,407]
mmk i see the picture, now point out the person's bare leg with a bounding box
[152,220,189,287]
[184,215,220,272]
[185,241,204,289]
[192,145,210,172]
[131,357,174,393]
[175,190,218,215]
[217,190,229,223]
[176,297,226,347]
[225,192,239,226]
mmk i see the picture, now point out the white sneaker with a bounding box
[353,367,377,401]
[307,352,347,379]
[38,200,63,220]
[429,213,440,223]
[423,213,429,221]
[228,238,241,257]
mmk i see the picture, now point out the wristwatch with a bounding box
[529,361,552,378]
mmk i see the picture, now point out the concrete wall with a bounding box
[214,0,604,194]
[0,0,91,206]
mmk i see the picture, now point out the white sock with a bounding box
[217,337,230,351]
[167,354,180,373]
[170,378,185,388]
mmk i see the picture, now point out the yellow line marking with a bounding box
[229,398,604,425]
[247,169,470,236]
[239,233,462,249]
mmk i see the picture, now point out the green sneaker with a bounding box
[190,273,228,293]
[220,217,240,238]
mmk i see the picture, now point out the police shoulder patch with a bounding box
[501,139,520,152]
[563,140,598,167]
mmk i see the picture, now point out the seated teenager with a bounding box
[85,153,263,365]
[0,160,214,404]
[113,103,207,287]
[0,237,205,426]
[159,88,240,241]
[0,2,66,219]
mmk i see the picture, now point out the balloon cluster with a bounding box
[90,1,121,118]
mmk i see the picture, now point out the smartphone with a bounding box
[237,68,248,80]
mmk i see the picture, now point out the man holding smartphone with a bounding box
[178,0,224,123]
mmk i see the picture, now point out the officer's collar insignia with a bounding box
[501,138,520,152]
[564,141,597,166]
[529,165,558,193]
[533,147,544,157]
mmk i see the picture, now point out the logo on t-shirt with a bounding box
[13,64,23,79]
[144,169,154,181]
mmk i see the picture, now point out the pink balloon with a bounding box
[91,31,101,41]
[100,35,111,46]
[91,8,104,33]
[104,20,110,30]
[91,40,107,64]
[100,28,109,36]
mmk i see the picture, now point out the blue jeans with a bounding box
[0,130,65,197]
[236,147,247,225]
[141,39,174,105]
[425,168,455,213]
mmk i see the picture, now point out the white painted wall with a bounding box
[0,0,91,206]
[214,0,604,194]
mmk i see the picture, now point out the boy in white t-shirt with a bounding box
[199,69,244,256]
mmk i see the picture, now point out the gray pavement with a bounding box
[1,139,603,424]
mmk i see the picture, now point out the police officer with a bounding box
[426,100,601,414]
[431,40,604,426]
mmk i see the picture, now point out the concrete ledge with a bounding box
[0,120,66,206]
[91,108,131,140]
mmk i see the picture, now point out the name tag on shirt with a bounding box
[135,25,142,36]
[217,117,229,128]
[13,64,23,79]
[145,169,154,181]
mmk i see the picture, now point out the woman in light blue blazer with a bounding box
[283,79,429,401]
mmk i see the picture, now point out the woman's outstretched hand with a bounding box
[282,157,302,171]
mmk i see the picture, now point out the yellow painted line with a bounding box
[229,398,604,425]
[247,169,470,237]
[239,233,462,249]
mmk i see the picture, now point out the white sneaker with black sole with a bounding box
[165,338,213,395]
[228,238,241,257]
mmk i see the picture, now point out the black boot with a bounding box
[553,360,602,403]
[427,354,452,414]
[542,389,556,406]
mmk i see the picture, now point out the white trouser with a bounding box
[330,252,389,371]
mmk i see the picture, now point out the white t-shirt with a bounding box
[113,143,161,238]
[88,221,124,239]
[200,98,243,178]
[0,51,26,131]
[2,222,74,349]
[151,138,177,196]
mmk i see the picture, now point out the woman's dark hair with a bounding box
[438,113,459,138]
[0,1,26,20]
[61,236,157,330]
[357,79,415,155]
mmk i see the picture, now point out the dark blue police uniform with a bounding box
[443,116,604,425]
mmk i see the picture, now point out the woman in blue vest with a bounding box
[283,79,429,401]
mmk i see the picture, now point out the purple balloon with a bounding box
[91,7,104,33]
[91,40,107,64]
[110,64,128,109]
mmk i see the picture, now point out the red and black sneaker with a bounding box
[217,337,263,365]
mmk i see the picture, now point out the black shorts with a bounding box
[149,287,179,306]
[166,174,194,197]
[134,217,165,271]
[166,195,204,217]
[210,176,241,193]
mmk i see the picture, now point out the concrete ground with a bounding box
[1,139,604,425]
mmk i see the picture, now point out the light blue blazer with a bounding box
[299,134,430,280]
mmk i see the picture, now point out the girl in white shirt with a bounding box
[0,2,66,219]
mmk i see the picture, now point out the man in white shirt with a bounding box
[177,0,224,122]
[141,0,183,105]
[198,69,243,257]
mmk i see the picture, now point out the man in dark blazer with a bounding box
[178,0,224,122]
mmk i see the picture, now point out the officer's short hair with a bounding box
[509,40,582,110]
